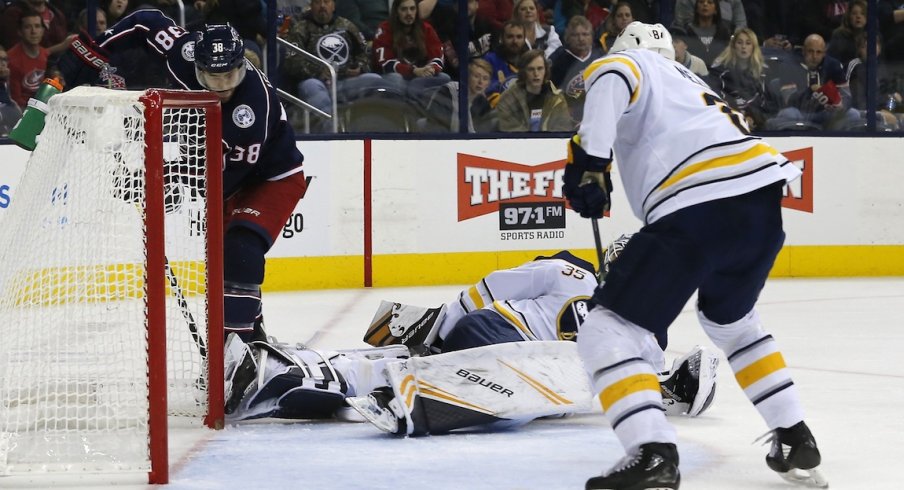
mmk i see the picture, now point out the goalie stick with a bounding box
[591,218,606,283]
[165,257,208,360]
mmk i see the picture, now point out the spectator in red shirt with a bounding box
[7,10,49,108]
[372,0,451,103]
[1,0,72,57]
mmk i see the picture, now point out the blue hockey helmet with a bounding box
[194,24,246,93]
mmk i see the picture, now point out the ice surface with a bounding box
[4,278,903,489]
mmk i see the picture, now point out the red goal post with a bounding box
[0,87,224,484]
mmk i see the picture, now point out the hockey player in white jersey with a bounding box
[224,245,718,435]
[561,22,826,489]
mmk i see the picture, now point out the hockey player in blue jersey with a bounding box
[562,22,826,489]
[60,11,308,342]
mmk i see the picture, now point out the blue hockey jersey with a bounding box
[69,9,304,198]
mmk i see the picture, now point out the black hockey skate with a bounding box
[763,421,828,488]
[586,442,680,490]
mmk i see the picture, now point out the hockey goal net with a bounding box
[0,87,224,484]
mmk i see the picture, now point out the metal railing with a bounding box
[175,0,185,27]
[274,38,338,133]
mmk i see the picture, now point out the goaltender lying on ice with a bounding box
[223,245,720,436]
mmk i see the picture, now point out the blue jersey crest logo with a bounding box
[233,104,255,128]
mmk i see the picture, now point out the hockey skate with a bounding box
[659,346,718,417]
[224,334,261,415]
[586,442,680,490]
[762,421,828,488]
[346,387,406,435]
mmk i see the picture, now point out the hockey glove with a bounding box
[562,135,613,219]
[59,31,112,87]
[68,31,111,72]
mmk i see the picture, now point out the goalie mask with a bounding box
[194,24,247,93]
[610,21,675,60]
[603,233,633,276]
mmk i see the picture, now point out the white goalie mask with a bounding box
[603,233,633,276]
[610,21,675,60]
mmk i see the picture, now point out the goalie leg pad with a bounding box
[351,341,593,436]
[226,341,350,421]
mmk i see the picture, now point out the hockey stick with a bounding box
[591,218,606,283]
[165,257,208,360]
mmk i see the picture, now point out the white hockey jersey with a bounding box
[439,255,598,342]
[578,49,801,225]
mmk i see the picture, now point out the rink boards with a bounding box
[2,136,902,289]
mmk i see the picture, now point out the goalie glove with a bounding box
[562,135,613,219]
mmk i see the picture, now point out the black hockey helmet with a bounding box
[194,24,246,93]
[195,24,244,73]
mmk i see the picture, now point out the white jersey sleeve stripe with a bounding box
[657,142,780,191]
[584,56,642,104]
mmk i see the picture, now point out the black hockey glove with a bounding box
[58,31,111,87]
[562,135,613,219]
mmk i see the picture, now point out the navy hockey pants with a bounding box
[443,309,523,352]
[594,181,786,349]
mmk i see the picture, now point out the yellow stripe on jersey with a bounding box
[658,143,780,191]
[492,300,537,340]
[468,285,485,309]
[583,56,642,103]
[735,351,787,389]
[598,373,661,410]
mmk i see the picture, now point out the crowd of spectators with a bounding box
[271,0,904,133]
[1,0,903,134]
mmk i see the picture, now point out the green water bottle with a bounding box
[9,77,64,151]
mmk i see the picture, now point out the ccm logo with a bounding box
[456,369,514,397]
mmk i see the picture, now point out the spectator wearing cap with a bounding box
[283,0,392,114]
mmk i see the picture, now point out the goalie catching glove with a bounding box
[562,135,613,219]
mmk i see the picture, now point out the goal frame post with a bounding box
[141,89,224,485]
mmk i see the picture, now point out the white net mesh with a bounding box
[0,87,216,475]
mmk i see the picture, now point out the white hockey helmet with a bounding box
[610,21,675,60]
